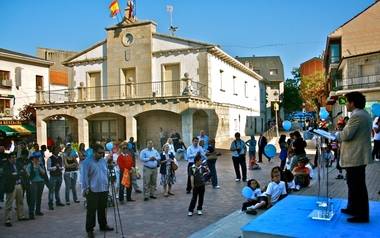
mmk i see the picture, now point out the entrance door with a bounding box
[88,72,101,100]
[162,64,180,96]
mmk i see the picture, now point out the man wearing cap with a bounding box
[27,154,46,218]
[335,91,371,223]
[3,153,28,226]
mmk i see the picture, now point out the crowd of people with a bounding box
[0,142,83,227]
[0,91,378,236]
[0,129,222,237]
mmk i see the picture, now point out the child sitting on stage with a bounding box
[241,179,262,211]
[246,170,287,215]
[292,157,310,190]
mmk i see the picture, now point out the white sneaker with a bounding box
[235,179,241,182]
[213,186,220,189]
[187,212,193,216]
[375,158,380,162]
[197,210,203,215]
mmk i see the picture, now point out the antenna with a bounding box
[166,5,178,36]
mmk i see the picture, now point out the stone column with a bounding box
[36,117,47,146]
[78,82,86,102]
[181,109,193,146]
[36,86,44,104]
[78,118,89,147]
[126,115,137,140]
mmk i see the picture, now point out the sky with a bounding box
[0,0,375,79]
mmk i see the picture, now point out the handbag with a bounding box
[121,169,131,188]
[171,161,178,171]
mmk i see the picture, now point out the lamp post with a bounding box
[274,102,279,137]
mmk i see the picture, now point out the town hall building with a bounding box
[34,16,264,148]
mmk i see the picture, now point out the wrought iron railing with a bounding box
[38,80,209,104]
[334,74,380,91]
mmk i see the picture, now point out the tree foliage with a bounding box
[18,104,36,123]
[283,68,303,114]
[300,71,326,112]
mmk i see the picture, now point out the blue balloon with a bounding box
[106,142,113,151]
[241,186,253,199]
[282,120,292,131]
[319,107,329,120]
[264,144,277,158]
[372,103,380,117]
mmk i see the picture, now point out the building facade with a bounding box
[235,56,285,127]
[0,48,54,119]
[34,19,263,148]
[325,1,380,119]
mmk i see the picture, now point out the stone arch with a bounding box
[193,109,209,137]
[86,112,126,144]
[134,110,181,150]
[44,114,78,146]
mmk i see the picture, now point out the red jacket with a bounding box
[117,153,134,171]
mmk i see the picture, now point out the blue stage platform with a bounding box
[241,195,379,238]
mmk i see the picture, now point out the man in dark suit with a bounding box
[257,133,267,163]
[336,91,371,223]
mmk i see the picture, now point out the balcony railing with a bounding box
[334,74,380,91]
[37,80,209,104]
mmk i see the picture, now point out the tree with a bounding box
[283,68,303,114]
[18,104,36,123]
[300,70,326,114]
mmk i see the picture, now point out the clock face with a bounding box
[122,33,134,46]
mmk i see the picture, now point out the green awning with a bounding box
[0,125,19,137]
[21,124,36,133]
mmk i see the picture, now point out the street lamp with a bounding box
[274,102,279,137]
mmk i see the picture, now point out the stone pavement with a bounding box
[0,146,379,238]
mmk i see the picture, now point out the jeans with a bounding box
[188,185,205,212]
[372,140,380,160]
[64,171,78,203]
[0,176,4,202]
[48,175,63,206]
[232,155,247,181]
[207,159,218,187]
[30,181,44,215]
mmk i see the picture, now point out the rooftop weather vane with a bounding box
[166,5,178,36]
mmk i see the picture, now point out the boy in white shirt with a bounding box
[246,171,287,215]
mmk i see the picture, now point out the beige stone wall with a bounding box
[341,3,380,57]
[106,22,156,97]
[135,110,181,150]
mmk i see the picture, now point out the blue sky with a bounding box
[0,0,375,78]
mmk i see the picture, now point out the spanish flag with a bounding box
[109,0,120,18]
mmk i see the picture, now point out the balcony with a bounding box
[334,74,380,91]
[36,80,209,104]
